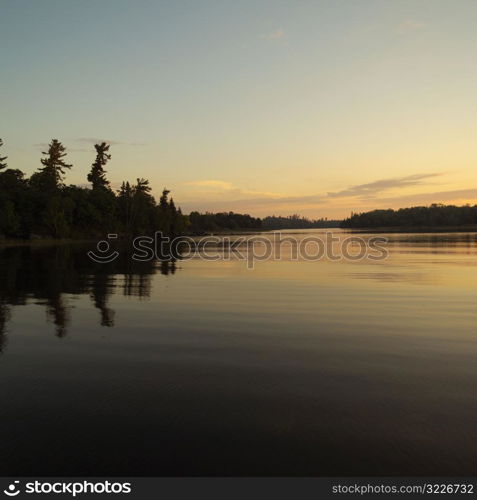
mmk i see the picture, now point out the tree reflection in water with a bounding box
[0,244,178,345]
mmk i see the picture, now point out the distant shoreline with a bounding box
[341,225,477,233]
[3,225,477,246]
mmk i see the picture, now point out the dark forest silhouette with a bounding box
[341,205,477,229]
[0,138,187,239]
[188,212,339,233]
[4,138,473,236]
[262,215,340,230]
[1,138,339,237]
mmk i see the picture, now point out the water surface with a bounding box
[0,230,476,475]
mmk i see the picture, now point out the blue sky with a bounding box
[2,0,477,217]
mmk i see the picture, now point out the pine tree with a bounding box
[117,181,134,232]
[157,188,172,234]
[39,139,72,189]
[133,178,156,234]
[87,142,111,190]
[169,197,176,212]
[159,188,170,210]
[135,178,152,195]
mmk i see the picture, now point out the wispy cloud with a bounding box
[180,185,477,218]
[186,180,235,190]
[260,29,285,41]
[379,187,477,205]
[184,179,278,198]
[76,137,123,145]
[397,19,425,34]
[327,173,441,199]
[180,173,463,217]
[75,138,147,146]
[184,173,442,207]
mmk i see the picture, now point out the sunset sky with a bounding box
[2,0,476,218]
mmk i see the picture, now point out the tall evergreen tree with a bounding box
[159,188,170,210]
[168,197,185,235]
[135,178,152,196]
[39,139,72,189]
[157,188,172,234]
[87,142,115,233]
[0,139,7,170]
[117,181,134,232]
[133,178,156,234]
[28,140,73,237]
[87,142,111,190]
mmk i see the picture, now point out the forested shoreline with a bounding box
[341,205,477,229]
[262,215,340,230]
[4,139,475,238]
[187,212,339,233]
[0,138,341,238]
[0,138,186,239]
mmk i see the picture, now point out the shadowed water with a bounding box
[0,230,476,476]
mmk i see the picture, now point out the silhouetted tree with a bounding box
[85,143,116,232]
[117,181,135,233]
[132,178,156,234]
[0,168,28,237]
[169,197,176,213]
[38,139,72,190]
[157,188,172,234]
[159,188,170,210]
[135,178,152,196]
[88,142,111,190]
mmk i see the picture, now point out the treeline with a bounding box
[341,204,477,229]
[187,211,340,233]
[262,214,340,230]
[188,211,262,233]
[0,138,187,239]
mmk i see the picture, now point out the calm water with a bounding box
[0,230,476,476]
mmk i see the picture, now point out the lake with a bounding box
[0,229,476,476]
